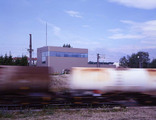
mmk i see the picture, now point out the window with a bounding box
[42,52,48,63]
[41,51,87,61]
[49,51,88,58]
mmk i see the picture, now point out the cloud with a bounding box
[120,20,135,24]
[38,18,53,26]
[65,10,82,18]
[108,28,122,33]
[109,0,156,9]
[109,20,156,41]
[141,40,156,45]
[121,20,156,38]
[38,18,61,36]
[108,45,156,56]
[108,33,143,39]
[53,26,61,36]
[107,19,156,61]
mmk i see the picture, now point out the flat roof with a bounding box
[38,46,88,53]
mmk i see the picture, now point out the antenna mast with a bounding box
[46,22,47,46]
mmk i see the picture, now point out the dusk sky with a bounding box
[1,0,156,62]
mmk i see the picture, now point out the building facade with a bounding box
[37,46,88,73]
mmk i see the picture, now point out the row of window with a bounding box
[49,51,88,58]
[42,51,88,63]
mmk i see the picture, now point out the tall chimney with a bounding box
[28,34,33,66]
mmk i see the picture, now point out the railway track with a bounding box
[0,92,156,110]
[0,98,155,110]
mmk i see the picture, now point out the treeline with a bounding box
[63,44,72,48]
[119,51,156,68]
[0,54,28,66]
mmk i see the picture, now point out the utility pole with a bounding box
[97,53,100,67]
[27,34,33,66]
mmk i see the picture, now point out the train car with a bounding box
[0,65,51,105]
[70,67,156,104]
[1,66,156,106]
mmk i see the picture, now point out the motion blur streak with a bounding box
[0,65,50,105]
[70,67,156,94]
[0,66,156,106]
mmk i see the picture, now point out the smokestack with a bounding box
[28,34,33,66]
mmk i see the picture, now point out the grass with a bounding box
[18,108,39,118]
[101,106,127,112]
[41,106,55,115]
[0,105,127,119]
[0,106,56,119]
[0,110,15,118]
[21,106,55,117]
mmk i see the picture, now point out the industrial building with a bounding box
[37,46,115,73]
[37,46,88,73]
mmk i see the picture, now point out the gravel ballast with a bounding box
[1,107,156,120]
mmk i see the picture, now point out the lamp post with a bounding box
[97,53,100,67]
[137,56,142,68]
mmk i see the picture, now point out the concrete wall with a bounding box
[48,56,88,73]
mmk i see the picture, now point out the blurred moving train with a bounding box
[0,65,156,105]
[70,67,156,95]
[0,66,50,105]
[70,67,156,105]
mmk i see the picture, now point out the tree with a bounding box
[128,54,139,68]
[63,44,72,48]
[15,58,21,65]
[3,54,9,65]
[136,51,150,68]
[8,55,13,65]
[149,59,156,68]
[0,56,4,65]
[0,54,28,66]
[68,44,71,48]
[119,56,129,67]
[119,51,150,68]
[20,56,28,66]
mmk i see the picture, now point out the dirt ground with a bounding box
[49,74,70,92]
[1,107,156,120]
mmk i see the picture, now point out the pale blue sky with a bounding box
[0,0,156,62]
